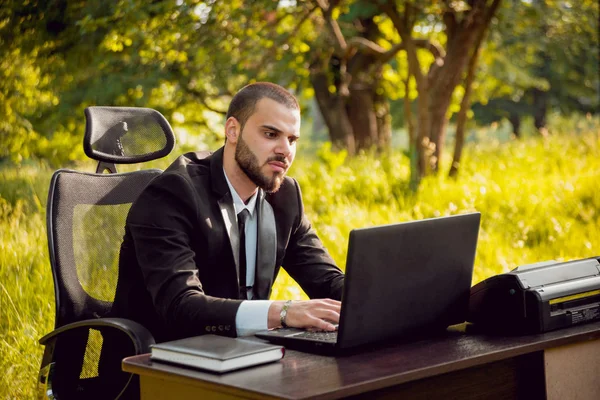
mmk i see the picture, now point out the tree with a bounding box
[0,1,62,162]
[6,0,556,190]
[449,9,491,178]
[450,0,535,176]
[278,0,503,182]
[308,1,397,155]
[1,0,239,164]
[260,1,504,183]
[470,0,599,137]
[381,0,502,181]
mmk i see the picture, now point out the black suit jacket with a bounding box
[113,147,344,342]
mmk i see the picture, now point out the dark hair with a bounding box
[226,82,299,131]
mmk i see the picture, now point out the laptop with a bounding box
[255,212,481,355]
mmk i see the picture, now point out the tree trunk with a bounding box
[403,76,416,150]
[532,88,548,135]
[509,113,521,138]
[347,84,379,151]
[374,90,392,149]
[403,74,419,190]
[427,97,450,172]
[450,8,492,178]
[415,79,431,180]
[428,30,479,173]
[346,38,387,153]
[449,86,471,178]
[310,69,356,154]
[449,72,475,178]
[312,46,390,155]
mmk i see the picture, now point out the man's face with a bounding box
[234,98,300,193]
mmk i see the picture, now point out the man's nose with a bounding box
[275,137,292,157]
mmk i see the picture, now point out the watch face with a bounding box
[280,300,292,327]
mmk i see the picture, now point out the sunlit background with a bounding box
[1,1,598,397]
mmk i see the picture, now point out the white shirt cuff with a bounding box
[235,300,273,336]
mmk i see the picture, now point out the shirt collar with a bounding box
[223,168,258,216]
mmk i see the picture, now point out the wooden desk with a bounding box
[123,322,600,400]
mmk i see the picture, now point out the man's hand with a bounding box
[268,299,341,331]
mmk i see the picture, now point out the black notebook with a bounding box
[150,334,285,373]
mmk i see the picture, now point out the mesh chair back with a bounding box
[48,106,175,327]
[47,170,162,327]
[40,107,175,399]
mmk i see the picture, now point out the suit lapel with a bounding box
[207,147,243,286]
[218,192,241,283]
[255,191,277,300]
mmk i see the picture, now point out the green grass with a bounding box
[282,119,600,286]
[1,165,54,400]
[1,116,599,399]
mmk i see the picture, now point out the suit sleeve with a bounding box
[127,172,242,338]
[281,179,345,300]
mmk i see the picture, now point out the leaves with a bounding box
[0,0,597,165]
[472,0,599,122]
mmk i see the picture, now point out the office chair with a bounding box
[37,107,175,400]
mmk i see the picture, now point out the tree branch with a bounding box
[315,0,347,54]
[264,3,318,34]
[443,10,457,40]
[403,71,415,146]
[404,1,412,30]
[347,36,444,67]
[380,0,423,80]
[415,39,446,62]
[462,0,488,29]
[269,5,318,54]
[182,86,228,114]
[484,0,503,25]
[199,98,227,115]
[378,41,407,64]
[242,5,318,73]
[380,0,408,36]
[346,37,385,57]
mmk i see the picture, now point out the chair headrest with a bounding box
[83,107,176,164]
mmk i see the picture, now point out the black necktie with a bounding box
[238,209,251,299]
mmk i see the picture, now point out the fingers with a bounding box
[320,298,342,308]
[285,298,341,331]
[305,315,337,331]
[312,309,340,324]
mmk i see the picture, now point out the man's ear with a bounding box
[225,117,240,144]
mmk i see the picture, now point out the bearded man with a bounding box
[113,82,344,342]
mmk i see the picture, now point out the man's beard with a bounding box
[235,133,287,193]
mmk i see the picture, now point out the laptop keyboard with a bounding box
[293,331,338,343]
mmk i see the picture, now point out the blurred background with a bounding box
[1,0,598,397]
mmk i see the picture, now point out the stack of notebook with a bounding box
[150,334,285,373]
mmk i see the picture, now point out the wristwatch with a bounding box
[280,300,292,328]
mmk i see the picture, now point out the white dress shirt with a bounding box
[223,170,273,336]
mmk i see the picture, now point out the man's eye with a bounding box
[289,137,298,145]
[265,131,277,138]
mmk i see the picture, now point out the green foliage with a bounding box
[0,165,54,400]
[1,0,597,167]
[473,0,599,123]
[0,47,59,162]
[271,117,600,297]
[1,110,599,398]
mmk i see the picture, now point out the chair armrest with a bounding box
[39,317,155,354]
[38,318,155,400]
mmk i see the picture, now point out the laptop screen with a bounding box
[336,213,481,349]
